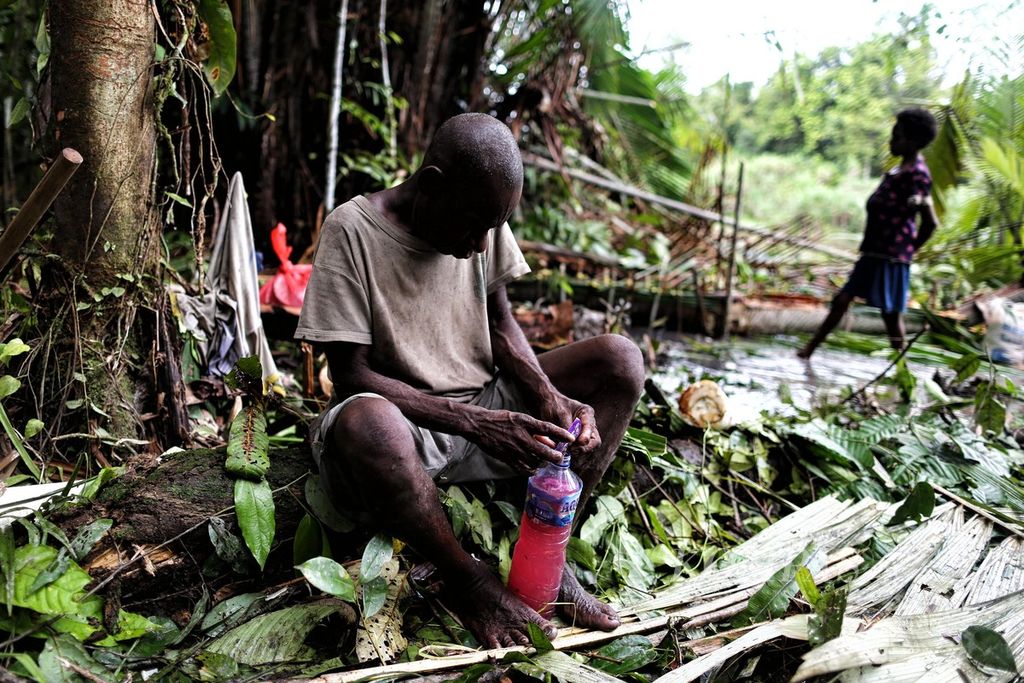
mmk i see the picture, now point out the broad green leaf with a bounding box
[196,0,237,96]
[79,466,124,499]
[0,528,15,616]
[975,386,1006,433]
[893,358,916,402]
[361,575,388,619]
[567,536,598,571]
[23,419,44,438]
[293,514,323,567]
[592,635,659,675]
[201,592,264,638]
[206,604,340,665]
[952,352,982,383]
[304,475,355,533]
[734,542,823,626]
[296,556,356,602]
[28,549,70,594]
[234,478,275,569]
[39,635,111,683]
[0,375,21,399]
[109,610,162,641]
[7,97,28,128]
[889,481,935,526]
[0,545,104,640]
[645,543,683,568]
[234,354,262,381]
[795,566,820,607]
[962,625,1018,673]
[69,519,112,561]
[0,339,29,364]
[808,587,847,646]
[494,500,520,526]
[526,621,554,652]
[531,650,624,683]
[581,495,624,545]
[225,405,269,480]
[360,533,393,582]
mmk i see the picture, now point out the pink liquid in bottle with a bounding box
[507,419,583,616]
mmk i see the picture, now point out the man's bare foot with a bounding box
[442,561,556,649]
[557,568,620,630]
[796,345,814,359]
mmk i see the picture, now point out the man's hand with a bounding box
[539,393,601,457]
[471,410,576,474]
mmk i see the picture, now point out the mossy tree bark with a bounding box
[40,0,168,454]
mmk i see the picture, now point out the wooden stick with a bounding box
[720,162,744,340]
[0,148,83,280]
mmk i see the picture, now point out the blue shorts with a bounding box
[841,256,910,314]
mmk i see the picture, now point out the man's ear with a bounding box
[416,165,445,197]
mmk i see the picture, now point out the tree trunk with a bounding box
[43,0,162,448]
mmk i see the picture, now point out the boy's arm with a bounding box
[323,341,572,471]
[485,285,601,454]
[913,195,939,250]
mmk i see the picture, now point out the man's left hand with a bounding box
[539,393,601,456]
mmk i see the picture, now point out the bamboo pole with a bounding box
[521,153,856,262]
[720,162,744,339]
[0,148,83,281]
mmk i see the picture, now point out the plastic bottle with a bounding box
[507,418,583,616]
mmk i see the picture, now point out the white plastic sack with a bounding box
[977,296,1024,368]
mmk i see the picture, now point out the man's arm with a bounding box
[324,342,572,471]
[486,286,601,454]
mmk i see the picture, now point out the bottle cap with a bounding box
[555,418,582,467]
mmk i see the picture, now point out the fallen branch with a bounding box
[841,325,928,406]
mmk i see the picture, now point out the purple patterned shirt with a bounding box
[858,156,932,264]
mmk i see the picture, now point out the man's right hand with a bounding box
[470,410,576,474]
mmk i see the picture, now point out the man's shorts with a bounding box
[309,372,531,494]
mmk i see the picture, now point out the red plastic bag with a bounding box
[259,222,312,311]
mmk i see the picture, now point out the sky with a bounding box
[627,0,1024,93]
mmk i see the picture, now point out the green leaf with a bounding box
[808,587,847,646]
[795,566,820,607]
[975,383,1006,433]
[295,556,357,602]
[360,533,393,582]
[5,97,27,128]
[0,545,103,634]
[196,0,237,96]
[69,519,112,561]
[961,625,1018,673]
[361,575,388,619]
[208,517,252,574]
[293,514,323,567]
[28,549,71,594]
[225,405,269,480]
[206,604,340,665]
[79,466,124,499]
[39,635,111,682]
[952,352,982,383]
[165,191,193,208]
[0,338,30,364]
[304,475,355,533]
[893,358,916,402]
[889,481,935,526]
[0,375,21,399]
[566,536,597,571]
[592,635,659,675]
[110,610,162,641]
[526,621,554,653]
[234,478,275,569]
[645,543,683,568]
[23,419,44,438]
[734,542,823,626]
[201,592,264,638]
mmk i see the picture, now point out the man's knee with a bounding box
[330,396,409,460]
[588,334,646,396]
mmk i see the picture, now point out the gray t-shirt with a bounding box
[294,195,531,402]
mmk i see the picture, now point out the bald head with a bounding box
[421,113,523,194]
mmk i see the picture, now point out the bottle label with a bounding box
[525,482,580,527]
